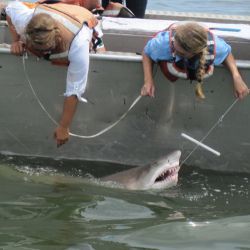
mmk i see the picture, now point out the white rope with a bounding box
[70,95,141,139]
[22,54,141,139]
[180,98,239,166]
[22,55,58,126]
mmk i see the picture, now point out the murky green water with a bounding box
[0,154,249,250]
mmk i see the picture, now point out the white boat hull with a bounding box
[0,14,250,173]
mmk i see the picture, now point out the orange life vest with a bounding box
[27,3,98,65]
[37,0,88,7]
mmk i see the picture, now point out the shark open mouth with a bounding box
[154,166,179,183]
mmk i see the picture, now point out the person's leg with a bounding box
[126,0,148,18]
[101,0,109,8]
[102,0,122,8]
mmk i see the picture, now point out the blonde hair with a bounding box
[174,22,208,85]
[25,13,62,50]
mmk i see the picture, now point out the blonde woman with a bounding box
[141,22,249,100]
[5,1,104,147]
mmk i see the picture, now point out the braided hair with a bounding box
[174,22,208,98]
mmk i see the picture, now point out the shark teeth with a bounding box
[155,166,179,183]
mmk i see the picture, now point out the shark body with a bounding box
[0,151,181,191]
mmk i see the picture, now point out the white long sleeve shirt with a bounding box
[6,1,96,102]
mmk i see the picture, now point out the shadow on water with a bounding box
[0,153,249,249]
[0,153,134,178]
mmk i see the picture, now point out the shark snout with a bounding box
[170,150,181,162]
[148,150,181,190]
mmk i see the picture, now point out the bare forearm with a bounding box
[141,52,155,97]
[223,53,241,77]
[54,96,78,147]
[6,15,25,55]
[59,96,78,128]
[223,53,249,99]
[6,15,20,42]
[142,52,154,83]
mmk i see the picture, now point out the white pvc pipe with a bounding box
[181,133,221,157]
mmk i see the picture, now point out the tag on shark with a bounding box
[101,150,181,190]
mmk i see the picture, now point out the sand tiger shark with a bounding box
[0,150,181,191]
[101,150,181,190]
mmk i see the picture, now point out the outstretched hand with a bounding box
[233,75,249,99]
[54,125,69,147]
[141,82,155,97]
[11,40,25,56]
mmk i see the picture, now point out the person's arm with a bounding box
[6,15,25,55]
[214,36,249,99]
[141,51,155,97]
[5,2,34,55]
[53,25,90,147]
[54,96,78,147]
[140,31,171,97]
[223,53,249,99]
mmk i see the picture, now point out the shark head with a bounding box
[101,150,181,190]
[134,150,181,190]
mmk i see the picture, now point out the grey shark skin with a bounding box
[101,150,181,190]
[0,151,181,191]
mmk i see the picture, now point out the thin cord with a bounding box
[22,54,141,139]
[180,98,239,167]
[22,55,58,126]
[69,95,141,138]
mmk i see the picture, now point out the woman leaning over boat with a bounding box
[141,22,249,100]
[5,1,105,147]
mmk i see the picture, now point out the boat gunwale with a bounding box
[145,10,250,22]
[1,45,250,68]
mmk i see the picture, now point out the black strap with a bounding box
[39,0,61,4]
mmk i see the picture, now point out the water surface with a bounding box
[0,155,249,249]
[147,0,250,16]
